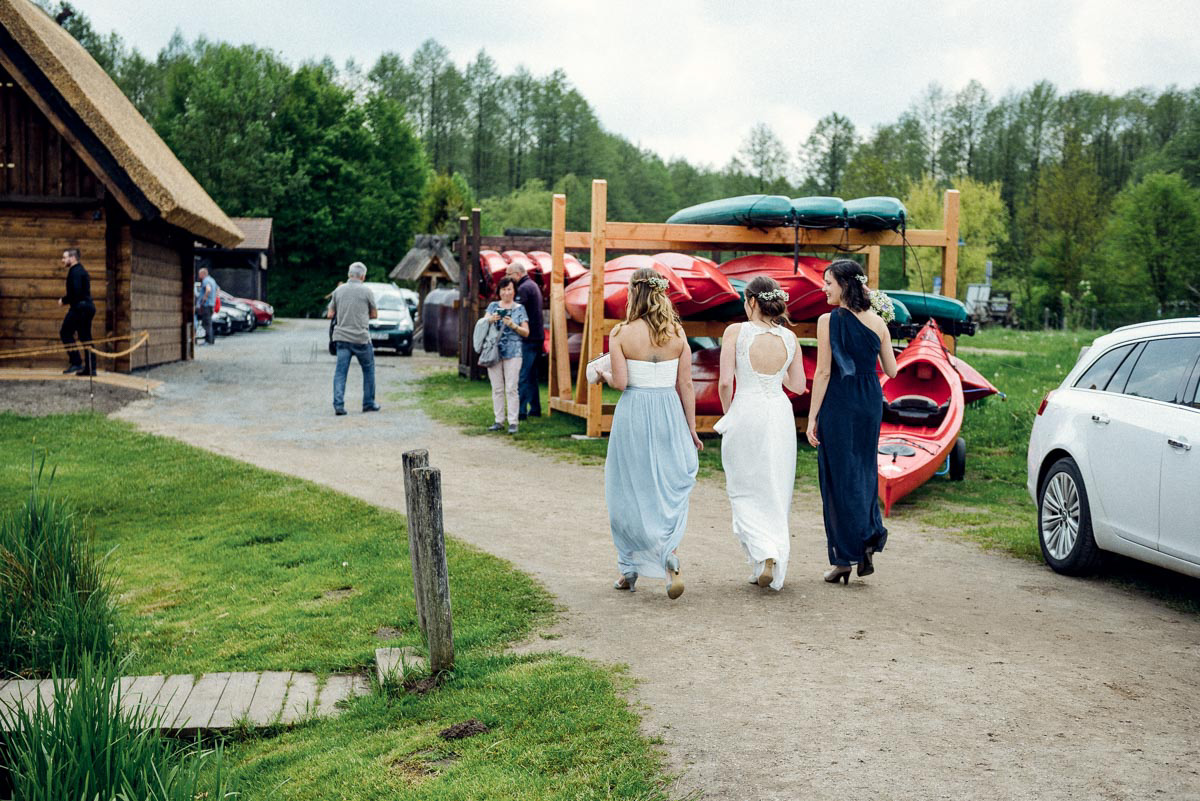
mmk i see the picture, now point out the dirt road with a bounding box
[114,320,1200,800]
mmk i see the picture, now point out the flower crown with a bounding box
[754,288,790,303]
[635,275,670,292]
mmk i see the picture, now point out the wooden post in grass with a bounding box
[408,465,455,672]
[401,449,429,634]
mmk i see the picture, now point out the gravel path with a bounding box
[114,320,1200,801]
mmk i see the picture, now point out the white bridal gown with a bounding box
[713,322,797,590]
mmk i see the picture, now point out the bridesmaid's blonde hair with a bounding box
[618,267,681,346]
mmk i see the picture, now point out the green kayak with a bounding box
[791,196,846,227]
[845,196,907,231]
[666,194,794,227]
[884,290,967,324]
[886,295,911,324]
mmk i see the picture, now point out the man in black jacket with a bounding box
[58,248,96,375]
[507,261,544,419]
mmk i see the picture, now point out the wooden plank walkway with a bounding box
[0,671,370,732]
[0,367,161,392]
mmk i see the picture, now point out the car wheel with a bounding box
[1038,457,1102,576]
[948,437,966,481]
[400,346,413,356]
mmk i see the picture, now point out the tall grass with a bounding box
[0,655,234,801]
[0,460,120,677]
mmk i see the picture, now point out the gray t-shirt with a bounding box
[330,281,377,345]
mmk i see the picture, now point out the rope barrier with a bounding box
[0,331,150,361]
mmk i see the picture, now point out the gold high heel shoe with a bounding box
[666,554,685,599]
[757,558,776,587]
[823,566,851,584]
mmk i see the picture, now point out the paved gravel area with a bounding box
[112,320,1200,801]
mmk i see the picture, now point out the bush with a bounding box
[0,655,234,801]
[0,462,120,677]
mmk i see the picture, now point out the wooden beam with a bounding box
[586,180,607,438]
[866,246,881,289]
[941,189,961,354]
[549,194,571,404]
[563,224,948,252]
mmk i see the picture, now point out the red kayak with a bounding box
[951,354,1002,403]
[876,320,965,517]
[479,250,509,295]
[565,254,691,324]
[692,342,813,417]
[528,250,588,294]
[718,255,835,321]
[653,253,741,318]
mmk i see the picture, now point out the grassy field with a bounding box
[415,328,1200,612]
[0,415,670,800]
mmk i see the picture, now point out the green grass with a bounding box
[0,415,669,800]
[415,329,1200,613]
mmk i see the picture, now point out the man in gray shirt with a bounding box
[327,262,380,415]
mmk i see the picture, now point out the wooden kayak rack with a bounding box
[547,179,961,437]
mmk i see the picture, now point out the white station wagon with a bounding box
[1027,318,1200,578]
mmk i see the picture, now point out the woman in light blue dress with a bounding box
[599,268,702,599]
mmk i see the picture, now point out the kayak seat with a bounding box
[883,394,948,426]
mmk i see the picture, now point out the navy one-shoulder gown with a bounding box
[817,308,888,566]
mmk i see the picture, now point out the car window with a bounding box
[1183,356,1200,410]
[1074,344,1134,391]
[1106,341,1143,395]
[376,295,405,311]
[1121,337,1200,403]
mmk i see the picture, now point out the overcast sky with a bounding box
[74,0,1200,167]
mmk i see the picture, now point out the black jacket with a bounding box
[61,263,93,308]
[515,275,544,343]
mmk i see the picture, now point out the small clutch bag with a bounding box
[585,353,611,384]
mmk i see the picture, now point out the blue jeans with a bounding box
[518,340,542,417]
[333,341,376,411]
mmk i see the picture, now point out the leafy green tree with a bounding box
[800,113,856,196]
[480,179,554,235]
[1094,171,1200,318]
[418,172,475,235]
[903,175,1009,295]
[738,123,789,192]
[155,40,294,217]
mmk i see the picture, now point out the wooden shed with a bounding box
[0,0,241,371]
[390,233,460,322]
[195,217,273,302]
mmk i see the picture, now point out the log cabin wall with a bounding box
[128,224,189,370]
[1,63,112,367]
[0,207,107,367]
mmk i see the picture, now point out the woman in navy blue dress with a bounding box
[805,260,898,583]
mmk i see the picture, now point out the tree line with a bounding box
[45,3,1200,324]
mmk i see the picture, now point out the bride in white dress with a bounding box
[714,276,807,590]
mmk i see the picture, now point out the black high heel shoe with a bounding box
[857,547,875,577]
[823,566,851,584]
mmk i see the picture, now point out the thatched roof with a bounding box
[0,0,242,246]
[231,218,273,251]
[391,235,460,283]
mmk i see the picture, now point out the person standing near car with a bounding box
[196,267,219,345]
[507,260,544,420]
[327,262,380,415]
[58,248,96,375]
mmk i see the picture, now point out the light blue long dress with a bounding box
[605,358,699,581]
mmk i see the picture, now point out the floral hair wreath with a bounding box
[754,288,790,303]
[635,275,670,292]
[855,274,869,285]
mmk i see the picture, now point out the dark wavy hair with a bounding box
[825,259,870,312]
[744,275,790,326]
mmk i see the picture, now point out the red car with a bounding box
[219,290,274,326]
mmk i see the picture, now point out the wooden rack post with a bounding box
[548,181,960,437]
[403,455,454,674]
